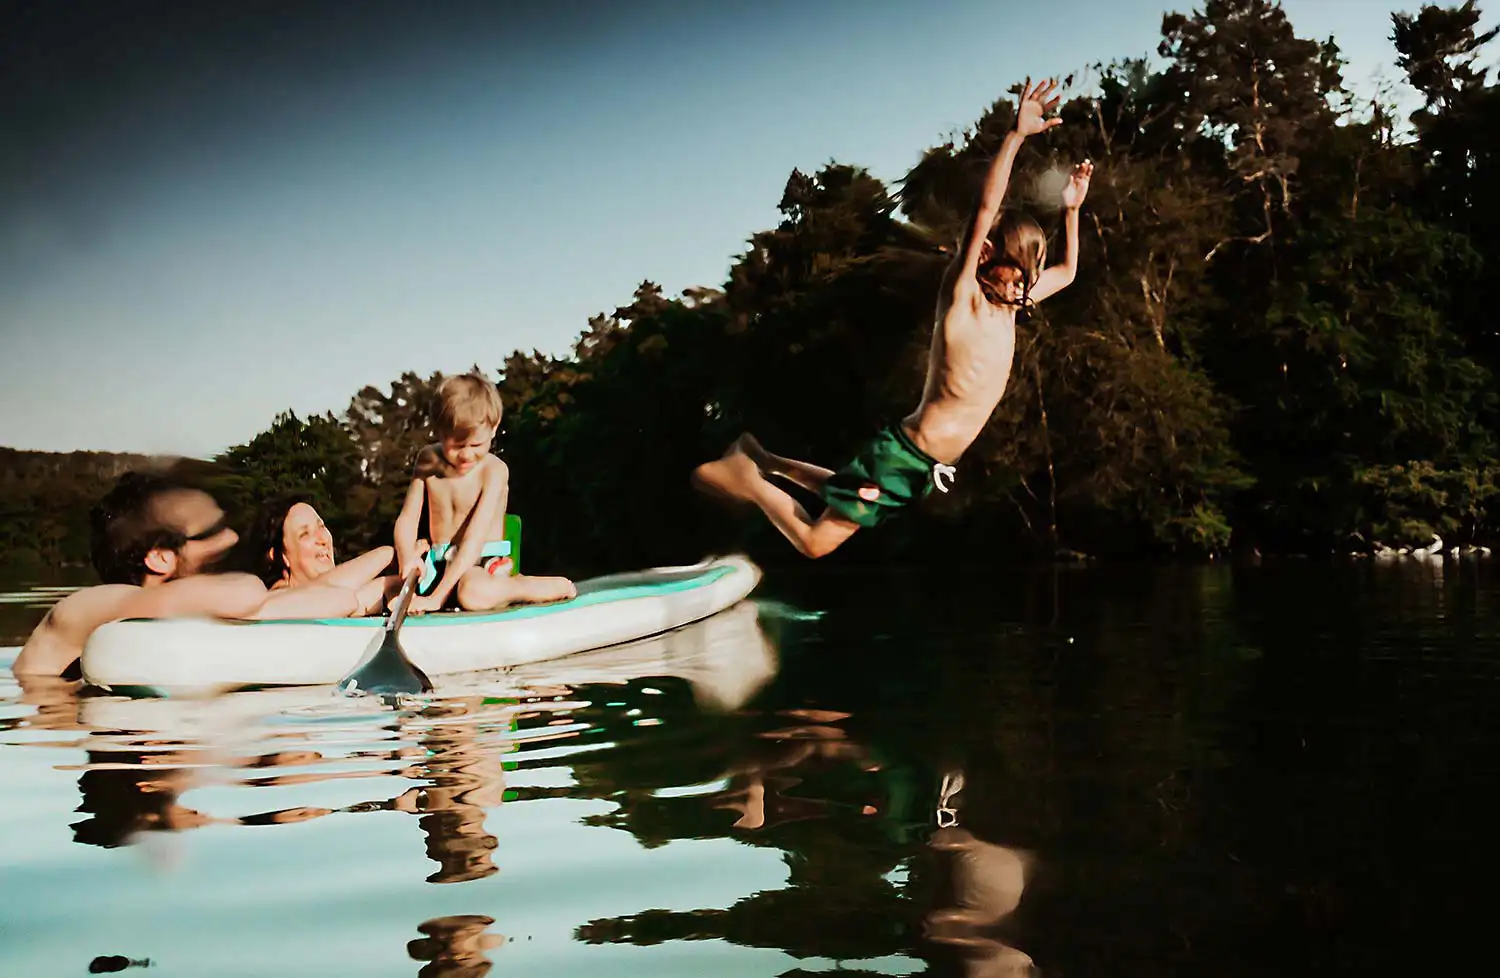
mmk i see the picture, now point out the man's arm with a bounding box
[952,78,1063,294]
[1031,160,1092,304]
[129,573,270,620]
[251,582,362,620]
[417,459,508,611]
[135,572,360,621]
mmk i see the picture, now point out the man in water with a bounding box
[15,471,365,678]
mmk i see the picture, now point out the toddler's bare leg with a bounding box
[456,569,577,612]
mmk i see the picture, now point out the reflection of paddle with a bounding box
[338,568,432,696]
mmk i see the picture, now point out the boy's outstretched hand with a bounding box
[1015,77,1063,137]
[1061,160,1094,210]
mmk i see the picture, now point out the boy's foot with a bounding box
[691,441,761,511]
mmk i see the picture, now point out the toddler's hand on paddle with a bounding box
[1015,77,1063,137]
[399,541,429,580]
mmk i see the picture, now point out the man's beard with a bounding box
[179,546,237,579]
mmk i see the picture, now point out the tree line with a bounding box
[4,0,1498,577]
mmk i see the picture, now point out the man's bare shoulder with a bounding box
[39,585,140,636]
[128,572,269,620]
[14,585,139,677]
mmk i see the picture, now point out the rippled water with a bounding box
[3,557,1498,977]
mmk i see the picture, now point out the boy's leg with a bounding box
[692,441,860,559]
[455,568,577,612]
[737,434,836,494]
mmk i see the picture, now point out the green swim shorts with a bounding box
[819,424,957,528]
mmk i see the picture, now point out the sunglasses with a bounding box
[183,516,230,542]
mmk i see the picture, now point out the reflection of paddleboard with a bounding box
[76,599,777,735]
[82,556,761,697]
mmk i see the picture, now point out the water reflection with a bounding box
[19,600,779,873]
[396,698,508,884]
[926,822,1035,978]
[4,560,1499,977]
[408,914,505,978]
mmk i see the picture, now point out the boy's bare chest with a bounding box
[937,308,1014,371]
[426,474,482,523]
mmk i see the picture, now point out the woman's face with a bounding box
[279,502,335,585]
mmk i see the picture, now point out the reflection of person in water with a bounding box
[712,709,886,830]
[71,749,211,848]
[69,747,339,849]
[59,691,510,884]
[576,707,929,962]
[387,695,508,884]
[923,772,1037,978]
[407,914,505,978]
[5,673,87,734]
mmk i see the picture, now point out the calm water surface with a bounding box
[2,558,1496,977]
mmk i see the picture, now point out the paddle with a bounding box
[338,568,433,697]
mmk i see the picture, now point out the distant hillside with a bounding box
[0,447,220,568]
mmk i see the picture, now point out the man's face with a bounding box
[149,489,238,579]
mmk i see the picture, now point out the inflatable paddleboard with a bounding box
[75,599,778,738]
[81,555,761,697]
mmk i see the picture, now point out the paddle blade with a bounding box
[341,629,432,696]
[338,569,432,696]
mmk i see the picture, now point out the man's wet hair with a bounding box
[88,471,194,585]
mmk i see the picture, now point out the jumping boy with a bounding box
[692,77,1092,558]
[393,373,577,613]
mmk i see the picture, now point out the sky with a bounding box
[0,0,1477,458]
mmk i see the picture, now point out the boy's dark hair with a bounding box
[88,472,191,585]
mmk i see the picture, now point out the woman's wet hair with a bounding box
[89,472,193,585]
[242,492,317,586]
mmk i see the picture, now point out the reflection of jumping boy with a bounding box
[692,78,1092,558]
[393,373,576,614]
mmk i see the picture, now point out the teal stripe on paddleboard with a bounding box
[127,563,740,628]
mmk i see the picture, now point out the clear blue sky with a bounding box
[0,0,1459,458]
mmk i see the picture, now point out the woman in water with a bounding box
[244,494,399,616]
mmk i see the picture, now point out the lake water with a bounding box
[2,556,1496,977]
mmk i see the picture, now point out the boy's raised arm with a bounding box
[952,78,1063,291]
[1031,160,1093,303]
